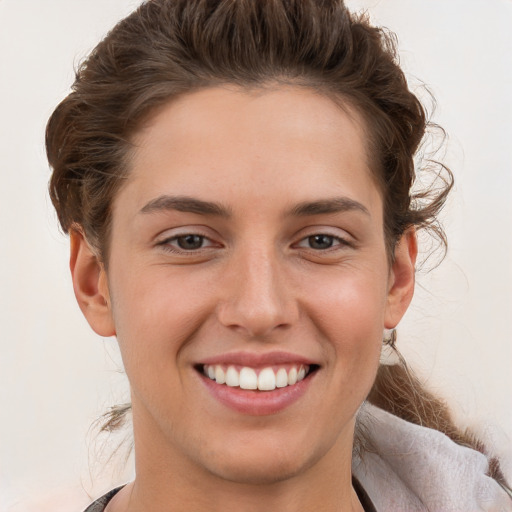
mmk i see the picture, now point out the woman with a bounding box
[46,0,511,510]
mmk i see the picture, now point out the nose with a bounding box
[216,245,298,339]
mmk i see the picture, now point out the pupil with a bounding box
[309,235,333,249]
[178,235,203,250]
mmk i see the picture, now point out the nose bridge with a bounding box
[218,240,296,337]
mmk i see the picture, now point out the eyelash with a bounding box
[157,232,351,254]
[157,233,216,253]
[294,234,351,251]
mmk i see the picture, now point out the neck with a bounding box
[109,403,364,512]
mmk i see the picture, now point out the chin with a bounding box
[197,434,328,486]
[207,454,313,486]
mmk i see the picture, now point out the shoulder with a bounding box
[353,403,512,512]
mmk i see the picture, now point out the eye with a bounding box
[297,234,345,250]
[174,234,207,250]
[307,234,336,250]
[158,233,215,252]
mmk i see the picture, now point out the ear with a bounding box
[384,228,417,329]
[69,228,116,337]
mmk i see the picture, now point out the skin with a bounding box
[70,86,417,512]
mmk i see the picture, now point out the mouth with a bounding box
[195,352,320,415]
[198,363,318,392]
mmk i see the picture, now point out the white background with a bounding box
[0,0,511,510]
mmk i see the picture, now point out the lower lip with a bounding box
[199,372,316,416]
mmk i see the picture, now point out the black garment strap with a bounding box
[83,485,125,512]
[352,476,378,512]
[84,480,377,512]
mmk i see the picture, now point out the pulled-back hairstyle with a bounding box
[47,0,448,261]
[46,0,505,484]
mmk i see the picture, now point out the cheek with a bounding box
[302,264,387,373]
[307,265,388,336]
[108,264,215,374]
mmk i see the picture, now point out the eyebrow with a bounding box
[139,195,369,218]
[140,195,232,217]
[288,197,370,217]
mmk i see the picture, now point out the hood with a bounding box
[353,403,512,512]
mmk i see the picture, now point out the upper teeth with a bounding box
[203,364,309,391]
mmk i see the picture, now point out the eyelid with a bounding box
[294,234,351,250]
[292,227,354,249]
[165,234,215,248]
[155,226,222,253]
[155,225,214,242]
[295,235,338,246]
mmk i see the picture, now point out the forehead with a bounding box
[133,85,369,165]
[117,86,380,219]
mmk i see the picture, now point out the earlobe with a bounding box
[384,228,417,329]
[69,228,116,337]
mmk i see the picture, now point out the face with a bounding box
[73,86,416,486]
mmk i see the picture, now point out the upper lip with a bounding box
[198,351,318,368]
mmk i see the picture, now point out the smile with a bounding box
[203,364,310,391]
[197,352,319,415]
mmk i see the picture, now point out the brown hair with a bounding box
[47,0,449,261]
[46,0,505,484]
